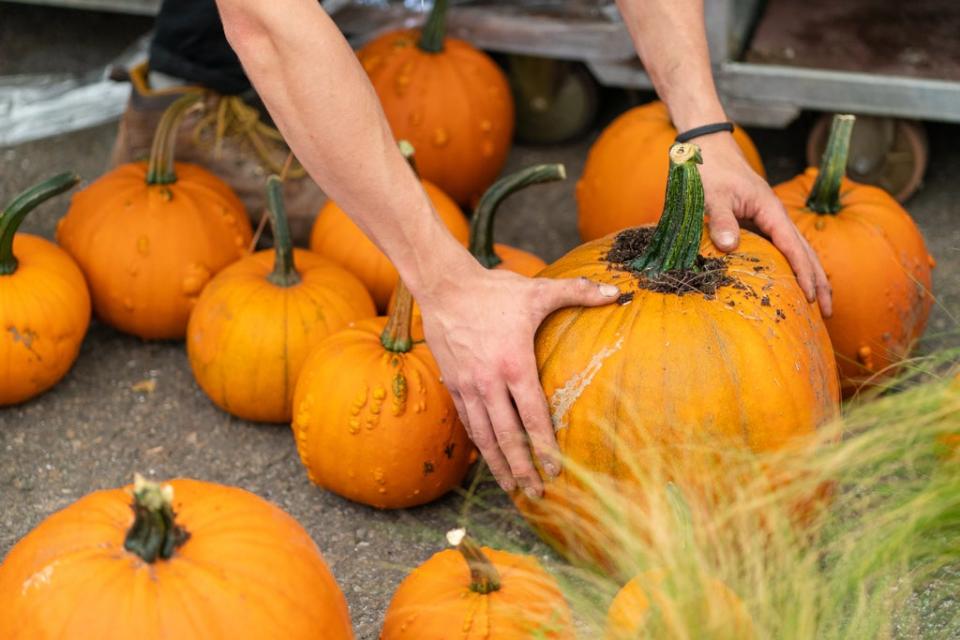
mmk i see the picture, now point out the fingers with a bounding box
[537,277,619,315]
[799,234,833,317]
[461,394,515,493]
[506,354,561,479]
[753,195,817,302]
[485,384,543,498]
[707,206,741,252]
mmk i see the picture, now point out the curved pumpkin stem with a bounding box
[630,143,705,274]
[124,473,190,563]
[469,164,565,269]
[382,279,415,353]
[447,528,501,594]
[0,172,79,276]
[265,175,301,287]
[146,92,203,186]
[418,0,449,54]
[806,114,855,215]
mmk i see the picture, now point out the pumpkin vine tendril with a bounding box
[265,175,301,287]
[146,92,203,186]
[806,114,855,215]
[418,0,449,54]
[0,172,79,276]
[124,473,190,563]
[447,528,501,594]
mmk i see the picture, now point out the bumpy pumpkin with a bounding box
[381,529,574,639]
[576,101,765,241]
[0,475,354,639]
[57,93,252,339]
[515,143,839,571]
[187,176,375,423]
[358,0,515,205]
[773,115,934,395]
[0,174,90,406]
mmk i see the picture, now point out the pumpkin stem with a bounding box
[447,528,501,594]
[629,143,705,274]
[146,92,203,186]
[381,279,414,353]
[265,175,301,287]
[124,473,190,563]
[806,114,855,215]
[0,172,80,276]
[418,0,449,54]
[469,164,565,269]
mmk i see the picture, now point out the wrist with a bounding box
[397,231,482,308]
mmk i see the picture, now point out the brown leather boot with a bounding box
[110,63,325,244]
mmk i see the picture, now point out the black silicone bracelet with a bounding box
[675,121,735,143]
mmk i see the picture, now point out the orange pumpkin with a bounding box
[576,101,765,241]
[187,176,375,423]
[381,529,574,639]
[0,474,354,639]
[0,173,90,406]
[515,143,839,571]
[358,0,515,205]
[773,115,934,396]
[57,93,252,339]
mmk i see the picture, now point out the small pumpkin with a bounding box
[57,93,253,339]
[773,115,934,396]
[358,0,515,205]
[576,101,765,241]
[0,474,354,639]
[187,175,375,423]
[381,529,574,639]
[516,143,839,571]
[0,174,90,406]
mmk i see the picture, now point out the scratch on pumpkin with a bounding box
[21,560,59,596]
[549,336,624,432]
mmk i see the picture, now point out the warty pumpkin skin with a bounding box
[515,143,840,572]
[57,93,252,340]
[358,0,515,206]
[381,529,574,639]
[0,475,354,640]
[576,100,765,241]
[0,174,90,406]
[773,115,934,396]
[187,176,375,423]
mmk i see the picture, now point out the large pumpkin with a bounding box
[187,176,375,423]
[515,143,839,571]
[57,93,253,339]
[0,173,90,406]
[0,475,354,639]
[576,101,765,241]
[773,115,934,396]
[381,529,574,639]
[358,0,514,205]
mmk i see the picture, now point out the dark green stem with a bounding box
[124,474,190,563]
[806,114,855,214]
[265,175,300,287]
[469,164,566,269]
[0,172,80,276]
[447,529,501,594]
[146,92,203,185]
[418,0,449,53]
[630,143,705,274]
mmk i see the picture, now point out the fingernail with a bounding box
[524,486,542,500]
[543,461,560,477]
[599,284,619,298]
[716,231,736,249]
[500,479,516,493]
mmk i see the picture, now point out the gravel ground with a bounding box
[2,4,959,638]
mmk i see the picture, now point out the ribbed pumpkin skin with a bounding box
[576,102,765,241]
[381,547,574,639]
[0,479,354,640]
[774,170,934,394]
[359,32,514,206]
[187,249,375,423]
[57,162,252,339]
[310,180,468,309]
[292,316,473,509]
[0,235,90,405]
[513,229,840,569]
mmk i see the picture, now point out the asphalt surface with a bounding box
[2,4,959,638]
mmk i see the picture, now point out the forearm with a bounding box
[216,0,476,297]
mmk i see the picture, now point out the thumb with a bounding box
[707,207,741,253]
[538,277,620,314]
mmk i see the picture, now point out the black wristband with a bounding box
[675,121,735,143]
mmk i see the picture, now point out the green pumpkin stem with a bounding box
[146,92,203,186]
[447,528,501,594]
[0,172,80,276]
[124,474,190,563]
[418,0,449,53]
[630,143,705,274]
[265,175,301,287]
[469,164,565,269]
[806,114,855,215]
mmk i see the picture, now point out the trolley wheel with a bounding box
[805,114,928,203]
[508,55,599,145]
